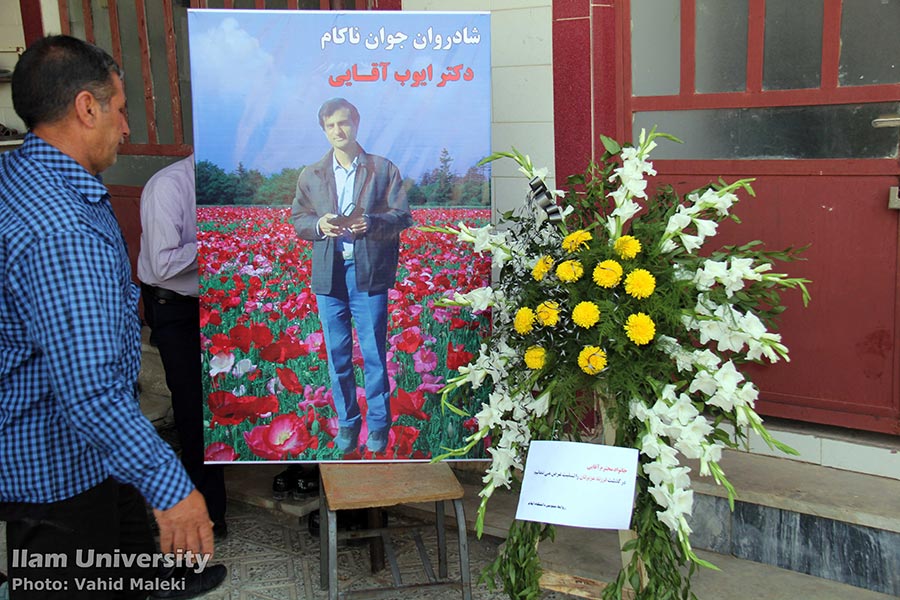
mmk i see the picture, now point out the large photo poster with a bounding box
[189,10,492,462]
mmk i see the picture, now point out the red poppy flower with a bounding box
[228,324,252,353]
[208,333,234,355]
[204,442,240,462]
[276,367,305,394]
[200,307,221,328]
[250,323,274,347]
[392,388,430,421]
[388,425,420,458]
[450,317,478,331]
[208,390,279,426]
[243,413,318,460]
[259,334,309,363]
[393,327,424,354]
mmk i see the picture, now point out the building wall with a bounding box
[402,0,556,217]
[0,2,25,138]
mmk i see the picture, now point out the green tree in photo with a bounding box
[196,160,237,205]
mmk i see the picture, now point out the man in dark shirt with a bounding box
[291,98,412,455]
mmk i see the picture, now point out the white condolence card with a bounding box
[515,440,639,529]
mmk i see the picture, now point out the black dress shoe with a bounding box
[272,466,302,500]
[150,564,227,599]
[293,465,319,499]
[272,465,308,500]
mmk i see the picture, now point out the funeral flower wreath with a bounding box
[425,129,810,599]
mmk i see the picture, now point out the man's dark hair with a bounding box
[12,35,122,129]
[317,98,360,129]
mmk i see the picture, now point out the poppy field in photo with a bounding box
[199,206,492,462]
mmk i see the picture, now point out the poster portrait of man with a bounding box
[189,10,492,462]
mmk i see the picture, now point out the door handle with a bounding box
[890,187,900,210]
[872,116,900,128]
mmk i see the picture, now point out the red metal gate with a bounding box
[555,0,900,434]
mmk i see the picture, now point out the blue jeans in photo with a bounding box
[316,259,391,433]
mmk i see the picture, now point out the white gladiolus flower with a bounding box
[657,443,680,467]
[639,432,664,459]
[692,349,721,370]
[734,382,759,409]
[694,260,728,291]
[664,207,693,236]
[689,370,718,396]
[643,461,670,486]
[693,218,718,239]
[699,442,724,476]
[714,361,744,393]
[695,188,737,216]
[647,414,668,437]
[683,415,714,441]
[526,389,551,417]
[457,360,490,388]
[630,399,650,421]
[611,198,642,221]
[475,401,503,430]
[669,393,700,425]
[649,484,671,509]
[467,224,498,253]
[679,233,704,253]
[452,286,496,312]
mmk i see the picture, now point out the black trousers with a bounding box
[5,479,155,599]
[141,286,226,524]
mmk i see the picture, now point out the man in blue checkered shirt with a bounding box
[0,36,225,598]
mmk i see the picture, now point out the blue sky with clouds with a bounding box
[188,10,491,181]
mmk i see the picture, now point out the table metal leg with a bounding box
[328,508,339,600]
[436,501,447,579]
[319,477,328,591]
[454,499,472,600]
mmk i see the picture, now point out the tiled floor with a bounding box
[202,502,569,599]
[0,501,565,600]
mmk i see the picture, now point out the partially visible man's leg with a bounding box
[344,263,391,453]
[145,294,226,533]
[317,259,362,453]
[5,479,155,600]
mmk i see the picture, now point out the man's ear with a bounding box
[72,90,98,127]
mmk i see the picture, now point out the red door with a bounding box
[605,0,900,434]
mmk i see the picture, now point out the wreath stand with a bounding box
[318,462,473,600]
[538,403,648,599]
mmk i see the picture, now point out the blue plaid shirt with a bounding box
[0,134,194,510]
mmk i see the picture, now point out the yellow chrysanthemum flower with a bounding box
[556,260,584,283]
[562,230,592,253]
[532,256,555,281]
[624,312,656,345]
[514,307,536,335]
[572,301,601,329]
[593,260,623,288]
[536,301,560,327]
[624,269,656,299]
[614,235,642,259]
[524,346,547,370]
[578,346,607,375]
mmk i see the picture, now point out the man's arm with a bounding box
[291,168,336,240]
[140,174,197,281]
[364,162,413,240]
[17,231,212,555]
